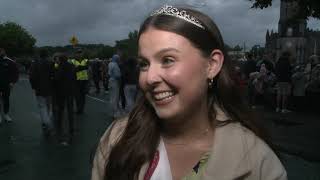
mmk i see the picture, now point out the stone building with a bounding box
[265,0,320,64]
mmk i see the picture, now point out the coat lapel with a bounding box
[201,123,251,180]
[138,163,149,180]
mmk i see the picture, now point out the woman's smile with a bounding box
[151,91,176,106]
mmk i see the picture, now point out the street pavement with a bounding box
[253,106,320,179]
[0,78,112,180]
[0,78,319,180]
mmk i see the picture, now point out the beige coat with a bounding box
[91,114,287,180]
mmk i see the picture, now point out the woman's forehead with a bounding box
[139,28,186,43]
[138,29,193,56]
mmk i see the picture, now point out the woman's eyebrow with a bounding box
[137,54,147,61]
[138,47,180,61]
[154,48,180,58]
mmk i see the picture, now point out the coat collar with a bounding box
[201,122,251,179]
[215,104,230,122]
[204,106,251,179]
[138,107,251,180]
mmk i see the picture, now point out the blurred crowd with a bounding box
[233,51,320,113]
[1,46,319,146]
[1,47,139,146]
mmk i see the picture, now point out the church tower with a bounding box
[278,0,307,37]
[265,0,320,64]
[276,0,307,63]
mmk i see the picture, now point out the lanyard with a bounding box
[144,150,160,180]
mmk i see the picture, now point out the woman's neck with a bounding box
[160,106,214,145]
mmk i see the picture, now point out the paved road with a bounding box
[0,78,112,180]
[255,107,320,179]
[0,78,319,179]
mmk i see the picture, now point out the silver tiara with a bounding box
[150,5,205,30]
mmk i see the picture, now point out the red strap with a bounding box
[144,151,160,180]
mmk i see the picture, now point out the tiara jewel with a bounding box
[150,5,205,29]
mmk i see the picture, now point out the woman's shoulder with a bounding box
[213,122,287,179]
[241,124,287,179]
[229,123,264,147]
[99,117,128,154]
[220,122,278,160]
[91,118,129,180]
[215,107,273,154]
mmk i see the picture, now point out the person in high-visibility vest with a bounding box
[70,49,89,114]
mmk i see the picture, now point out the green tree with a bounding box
[97,45,115,59]
[0,21,36,56]
[115,30,138,58]
[224,44,232,51]
[249,0,320,19]
[233,45,243,51]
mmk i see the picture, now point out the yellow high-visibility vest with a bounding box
[71,59,89,80]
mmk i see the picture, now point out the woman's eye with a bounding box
[162,57,175,66]
[137,61,149,71]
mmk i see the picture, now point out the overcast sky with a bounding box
[0,0,319,48]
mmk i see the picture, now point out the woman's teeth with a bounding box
[154,91,174,100]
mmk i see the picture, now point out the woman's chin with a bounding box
[154,108,184,124]
[155,109,174,120]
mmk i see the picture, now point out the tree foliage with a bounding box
[249,0,320,19]
[33,30,138,60]
[36,44,115,60]
[0,21,36,56]
[233,45,243,51]
[115,30,138,58]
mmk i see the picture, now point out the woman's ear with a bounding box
[207,49,224,79]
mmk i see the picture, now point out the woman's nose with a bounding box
[146,64,162,86]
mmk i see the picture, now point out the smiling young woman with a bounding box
[91,5,287,180]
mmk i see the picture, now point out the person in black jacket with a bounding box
[54,53,76,145]
[123,57,139,113]
[0,48,19,123]
[275,51,293,113]
[243,53,257,79]
[29,49,55,135]
[0,48,17,172]
[91,59,102,94]
[243,53,257,107]
[118,56,126,111]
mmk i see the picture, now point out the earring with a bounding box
[208,78,214,88]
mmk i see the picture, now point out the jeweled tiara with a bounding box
[150,5,205,30]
